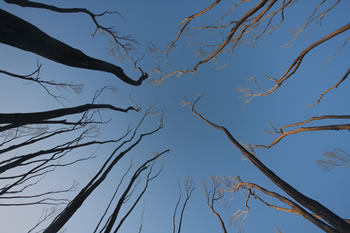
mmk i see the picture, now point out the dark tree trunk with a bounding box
[0,9,148,86]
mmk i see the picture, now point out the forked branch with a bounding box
[253,115,350,150]
[251,23,350,97]
[4,0,135,57]
[188,97,350,233]
[0,9,147,86]
[313,68,350,106]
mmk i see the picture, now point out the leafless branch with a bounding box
[172,177,194,233]
[43,112,164,233]
[312,68,350,106]
[317,148,350,170]
[188,97,350,233]
[164,0,221,56]
[0,9,148,86]
[253,124,350,150]
[203,177,227,233]
[3,0,137,59]
[249,23,350,98]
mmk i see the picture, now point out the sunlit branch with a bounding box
[253,124,350,150]
[165,0,221,56]
[155,0,270,83]
[229,177,333,224]
[312,68,350,106]
[253,0,295,41]
[188,97,350,233]
[280,115,350,132]
[252,114,350,150]
[250,23,350,98]
[287,0,341,44]
[226,176,350,226]
[317,148,350,170]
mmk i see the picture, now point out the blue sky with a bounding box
[0,0,349,232]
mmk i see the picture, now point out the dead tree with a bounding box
[0,1,166,232]
[0,2,148,86]
[188,97,350,233]
[160,1,349,232]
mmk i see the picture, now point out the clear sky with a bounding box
[1,0,349,233]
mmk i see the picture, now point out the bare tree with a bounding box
[157,1,349,232]
[2,0,349,232]
[187,97,350,232]
[1,2,148,86]
[0,1,167,232]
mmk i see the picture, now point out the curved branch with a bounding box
[189,97,350,233]
[155,0,270,83]
[313,68,350,106]
[232,178,350,230]
[252,23,350,97]
[0,9,148,86]
[254,124,350,150]
[3,0,136,57]
[165,0,221,55]
[280,115,350,132]
[43,114,163,233]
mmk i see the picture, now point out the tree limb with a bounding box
[0,9,148,86]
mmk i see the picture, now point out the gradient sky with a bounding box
[1,1,349,233]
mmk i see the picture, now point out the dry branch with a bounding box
[313,68,350,106]
[189,97,350,233]
[0,9,147,86]
[250,23,350,97]
[4,0,135,58]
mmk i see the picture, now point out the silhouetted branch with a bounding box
[3,0,137,58]
[0,9,147,86]
[103,150,168,233]
[203,178,227,233]
[0,64,83,103]
[0,103,137,132]
[43,112,163,233]
[172,177,194,233]
[93,163,133,233]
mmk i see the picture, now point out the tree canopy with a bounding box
[1,1,349,233]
